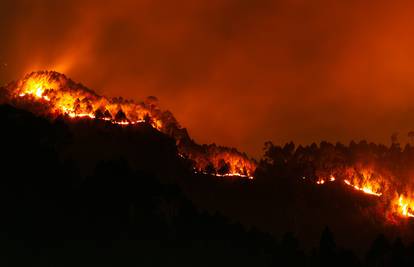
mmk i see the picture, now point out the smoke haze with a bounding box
[2,0,414,157]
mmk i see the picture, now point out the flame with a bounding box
[7,72,414,220]
[18,75,58,98]
[3,71,256,179]
[14,72,160,128]
[343,179,382,197]
[316,175,335,185]
[309,166,414,220]
[313,170,382,196]
[394,195,414,218]
[199,171,254,180]
[187,148,256,179]
[342,168,383,197]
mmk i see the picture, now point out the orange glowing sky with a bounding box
[2,0,414,157]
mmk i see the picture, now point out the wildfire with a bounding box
[18,75,57,99]
[341,168,383,196]
[186,147,256,179]
[316,179,325,185]
[198,171,254,180]
[308,167,414,220]
[2,71,257,179]
[8,71,414,220]
[316,175,336,185]
[14,72,161,128]
[395,195,414,218]
[343,179,382,197]
[313,169,383,197]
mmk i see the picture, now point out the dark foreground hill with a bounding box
[0,104,413,266]
[0,104,275,266]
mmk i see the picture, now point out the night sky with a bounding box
[1,0,414,157]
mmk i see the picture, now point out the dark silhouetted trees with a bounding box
[2,104,414,266]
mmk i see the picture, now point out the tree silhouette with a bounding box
[319,227,337,267]
[366,234,391,267]
[4,103,414,266]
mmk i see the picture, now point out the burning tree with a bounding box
[0,70,257,179]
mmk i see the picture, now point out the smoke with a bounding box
[2,1,414,157]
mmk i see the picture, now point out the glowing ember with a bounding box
[316,175,335,185]
[198,171,254,180]
[316,179,325,185]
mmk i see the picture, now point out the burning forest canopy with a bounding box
[259,141,414,223]
[0,71,256,179]
[2,71,414,223]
